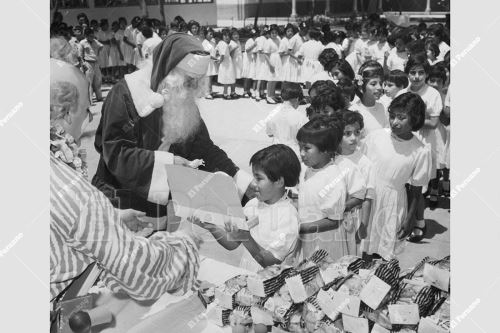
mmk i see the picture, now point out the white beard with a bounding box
[159,96,201,151]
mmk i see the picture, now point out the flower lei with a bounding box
[50,124,88,179]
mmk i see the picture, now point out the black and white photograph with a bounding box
[6,1,500,332]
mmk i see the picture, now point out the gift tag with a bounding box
[320,264,348,284]
[359,275,391,310]
[251,306,274,325]
[285,275,307,303]
[342,314,369,333]
[316,289,340,320]
[246,276,266,297]
[358,269,371,279]
[330,291,361,317]
[423,263,450,291]
[371,323,391,333]
[418,317,448,333]
[388,304,420,325]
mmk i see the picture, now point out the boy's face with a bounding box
[341,123,361,154]
[86,33,95,42]
[384,81,402,99]
[251,167,282,203]
[408,65,427,90]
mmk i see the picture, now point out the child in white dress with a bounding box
[285,23,308,83]
[361,93,431,260]
[121,17,139,72]
[266,83,308,159]
[278,24,295,84]
[297,29,325,88]
[217,29,236,99]
[196,145,302,273]
[230,29,243,88]
[296,116,347,260]
[338,110,376,257]
[369,27,391,67]
[325,30,345,59]
[253,28,270,100]
[401,55,444,241]
[349,61,388,138]
[262,25,282,104]
[201,27,219,99]
[241,29,258,98]
[384,33,410,72]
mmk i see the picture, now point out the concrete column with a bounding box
[425,0,431,13]
[378,0,383,12]
[291,0,297,19]
[325,0,331,15]
[353,0,358,14]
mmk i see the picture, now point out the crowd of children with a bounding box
[194,16,450,269]
[50,11,450,269]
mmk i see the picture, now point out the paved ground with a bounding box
[80,82,450,270]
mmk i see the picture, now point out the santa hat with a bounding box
[125,33,209,118]
[150,33,209,91]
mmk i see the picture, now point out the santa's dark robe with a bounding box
[92,80,242,217]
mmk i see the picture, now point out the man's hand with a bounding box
[118,209,152,232]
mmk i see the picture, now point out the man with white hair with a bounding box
[92,33,254,226]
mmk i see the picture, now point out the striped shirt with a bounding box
[50,154,200,302]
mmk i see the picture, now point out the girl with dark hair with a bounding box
[122,17,138,73]
[286,22,308,84]
[309,48,338,85]
[216,29,236,99]
[201,27,219,99]
[187,20,200,38]
[331,59,355,83]
[296,115,351,259]
[279,24,296,88]
[261,25,282,104]
[402,54,445,215]
[241,28,258,98]
[385,32,410,72]
[425,41,441,66]
[427,23,450,61]
[196,144,301,272]
[297,28,326,88]
[361,92,431,260]
[350,61,387,137]
[325,30,345,59]
[369,27,390,66]
[254,26,270,101]
[230,28,243,93]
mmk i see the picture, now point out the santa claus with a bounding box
[92,33,254,226]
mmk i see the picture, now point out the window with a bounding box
[50,0,89,9]
[164,0,214,3]
[94,0,159,7]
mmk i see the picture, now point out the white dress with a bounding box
[241,38,256,79]
[386,49,408,72]
[309,70,334,86]
[202,39,219,76]
[361,129,432,260]
[261,37,282,81]
[122,25,137,65]
[298,40,325,83]
[334,156,367,260]
[265,102,309,159]
[284,33,304,83]
[341,149,376,255]
[369,41,391,66]
[239,197,300,273]
[298,161,347,260]
[108,29,125,67]
[437,41,450,61]
[401,84,445,179]
[254,36,268,81]
[96,29,113,68]
[278,37,290,80]
[230,40,243,79]
[349,100,389,139]
[142,35,162,60]
[216,40,236,85]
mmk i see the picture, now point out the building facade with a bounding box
[51,0,217,26]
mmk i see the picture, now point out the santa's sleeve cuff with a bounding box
[233,169,253,200]
[147,151,174,205]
